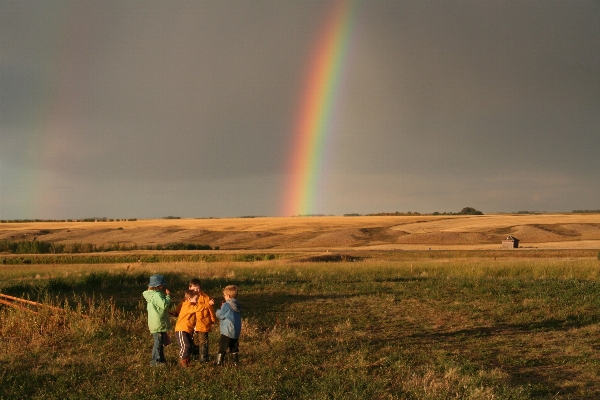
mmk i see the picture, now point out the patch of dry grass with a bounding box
[1,259,600,398]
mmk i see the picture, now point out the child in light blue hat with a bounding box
[143,274,171,365]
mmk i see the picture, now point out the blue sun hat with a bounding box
[148,274,166,287]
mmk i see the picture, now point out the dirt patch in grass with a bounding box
[297,253,363,262]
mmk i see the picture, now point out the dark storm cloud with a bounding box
[337,1,600,178]
[2,1,325,180]
[78,1,333,182]
[1,1,599,218]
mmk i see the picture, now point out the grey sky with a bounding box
[1,1,599,218]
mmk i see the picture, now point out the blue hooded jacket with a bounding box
[216,298,242,339]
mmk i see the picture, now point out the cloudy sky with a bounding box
[1,0,599,219]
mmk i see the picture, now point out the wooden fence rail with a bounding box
[0,293,88,317]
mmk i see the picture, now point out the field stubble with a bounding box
[3,214,600,251]
[1,258,600,399]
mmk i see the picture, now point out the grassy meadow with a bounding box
[1,257,600,399]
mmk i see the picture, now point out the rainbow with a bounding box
[5,2,88,218]
[282,0,358,216]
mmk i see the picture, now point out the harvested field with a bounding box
[1,214,600,252]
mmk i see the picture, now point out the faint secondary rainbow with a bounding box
[5,2,91,218]
[281,0,358,216]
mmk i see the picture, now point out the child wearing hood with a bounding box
[170,278,217,362]
[215,285,242,366]
[174,289,215,367]
[143,274,171,366]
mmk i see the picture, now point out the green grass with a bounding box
[0,252,286,265]
[0,249,596,265]
[1,258,600,399]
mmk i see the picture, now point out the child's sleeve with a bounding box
[151,293,170,310]
[208,303,217,323]
[215,303,228,320]
[169,301,183,317]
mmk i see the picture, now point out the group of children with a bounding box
[142,274,242,367]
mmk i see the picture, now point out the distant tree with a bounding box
[458,207,483,215]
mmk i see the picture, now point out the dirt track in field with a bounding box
[2,214,600,251]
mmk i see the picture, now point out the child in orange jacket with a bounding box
[170,278,216,362]
[169,278,202,317]
[174,289,214,367]
[193,282,217,362]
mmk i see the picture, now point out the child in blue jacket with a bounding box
[215,285,242,366]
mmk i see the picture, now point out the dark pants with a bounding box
[176,331,194,360]
[195,331,209,346]
[193,331,209,356]
[218,334,239,354]
[151,332,167,365]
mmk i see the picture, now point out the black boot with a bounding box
[230,352,239,366]
[199,343,209,362]
[214,353,225,366]
[191,343,199,360]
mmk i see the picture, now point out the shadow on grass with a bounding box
[0,271,427,302]
[373,276,429,283]
[409,314,600,340]
[401,316,600,397]
[503,364,582,397]
[241,292,361,326]
[0,272,372,319]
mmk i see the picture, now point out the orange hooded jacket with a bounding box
[172,291,216,333]
[174,301,201,334]
[194,291,216,333]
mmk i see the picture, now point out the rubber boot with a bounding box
[199,343,209,363]
[192,342,200,359]
[230,352,239,366]
[180,358,190,367]
[214,353,225,366]
[192,335,200,358]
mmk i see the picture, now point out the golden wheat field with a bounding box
[2,214,600,252]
